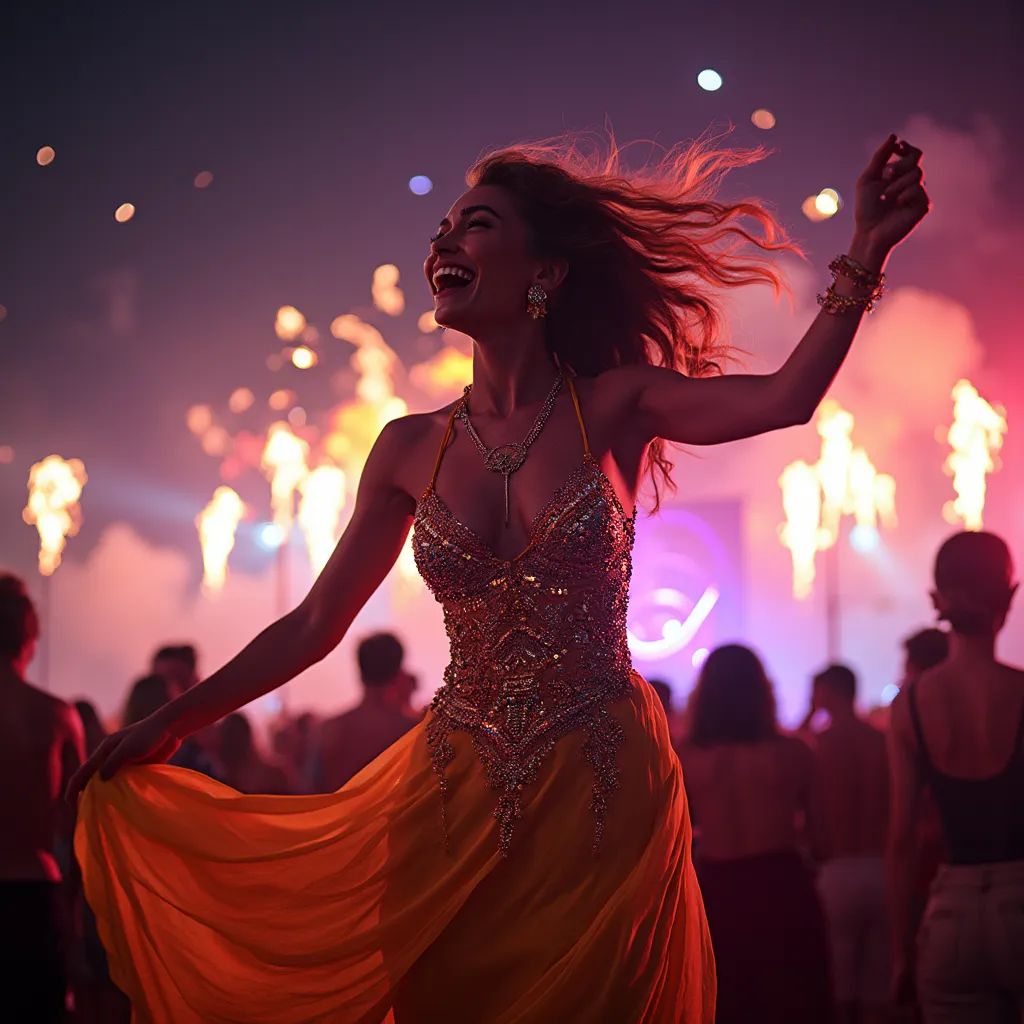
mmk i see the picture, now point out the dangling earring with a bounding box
[526,284,548,319]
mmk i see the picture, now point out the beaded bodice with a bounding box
[412,374,637,855]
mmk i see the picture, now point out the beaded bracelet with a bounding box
[816,253,886,315]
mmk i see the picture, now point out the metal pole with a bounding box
[40,572,53,690]
[824,531,841,662]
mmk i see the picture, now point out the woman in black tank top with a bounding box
[888,531,1023,1024]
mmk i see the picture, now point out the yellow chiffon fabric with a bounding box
[76,672,715,1023]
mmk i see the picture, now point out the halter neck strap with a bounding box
[427,404,460,491]
[564,372,592,457]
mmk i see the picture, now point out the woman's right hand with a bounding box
[66,715,181,805]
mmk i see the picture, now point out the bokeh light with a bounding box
[802,196,832,222]
[36,146,56,166]
[275,305,306,341]
[417,311,440,333]
[228,387,255,413]
[268,388,295,411]
[291,345,318,369]
[814,189,841,216]
[751,109,776,130]
[194,170,214,189]
[697,69,723,91]
[409,175,433,195]
[372,263,405,316]
[114,203,136,223]
[256,522,285,551]
[0,445,14,464]
[287,406,307,427]
[691,647,710,669]
[186,404,213,435]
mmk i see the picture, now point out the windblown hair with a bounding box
[687,643,778,746]
[934,530,1017,635]
[468,127,804,509]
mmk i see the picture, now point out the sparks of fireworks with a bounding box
[196,487,245,595]
[261,422,310,535]
[371,263,405,316]
[815,399,854,547]
[297,464,347,577]
[943,378,1007,530]
[779,401,896,598]
[778,461,825,600]
[23,456,87,576]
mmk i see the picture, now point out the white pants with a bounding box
[917,859,1024,1023]
[818,856,890,1004]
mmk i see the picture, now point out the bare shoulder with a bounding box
[378,403,461,499]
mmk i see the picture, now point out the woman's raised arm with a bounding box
[67,418,416,797]
[610,135,929,448]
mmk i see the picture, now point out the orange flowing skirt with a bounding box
[75,673,715,1023]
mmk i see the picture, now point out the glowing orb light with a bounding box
[751,109,776,130]
[814,189,841,216]
[697,69,723,91]
[275,305,306,341]
[194,170,214,189]
[849,524,879,554]
[291,345,318,370]
[114,203,136,223]
[409,175,433,195]
[186,404,213,435]
[257,522,285,551]
[36,146,56,166]
[23,455,87,576]
[228,387,254,413]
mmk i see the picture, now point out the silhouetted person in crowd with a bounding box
[679,643,834,1024]
[74,699,107,758]
[0,573,84,1021]
[151,643,199,694]
[315,632,418,791]
[271,710,320,792]
[217,713,293,794]
[889,531,1023,1022]
[807,664,890,1024]
[149,644,221,778]
[122,673,220,778]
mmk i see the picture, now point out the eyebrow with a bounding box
[437,204,503,227]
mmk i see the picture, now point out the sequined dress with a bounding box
[75,373,716,1023]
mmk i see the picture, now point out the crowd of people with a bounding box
[1,527,1020,1023]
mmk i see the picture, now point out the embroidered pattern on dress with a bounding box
[413,453,636,856]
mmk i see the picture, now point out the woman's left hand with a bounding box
[855,134,931,252]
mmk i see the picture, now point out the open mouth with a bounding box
[432,266,476,297]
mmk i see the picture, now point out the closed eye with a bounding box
[429,218,490,243]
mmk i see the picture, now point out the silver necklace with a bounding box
[456,371,564,527]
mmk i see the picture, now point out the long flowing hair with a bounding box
[467,127,804,509]
[687,643,778,746]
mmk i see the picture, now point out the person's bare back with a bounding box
[815,716,889,858]
[0,672,84,881]
[680,735,825,861]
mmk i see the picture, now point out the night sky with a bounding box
[4,1,1022,715]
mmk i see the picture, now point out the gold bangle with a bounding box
[816,284,881,315]
[829,254,884,289]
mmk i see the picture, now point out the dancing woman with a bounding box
[70,130,928,1023]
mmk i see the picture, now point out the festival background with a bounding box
[3,0,1021,724]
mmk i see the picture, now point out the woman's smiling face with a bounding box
[423,185,539,334]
